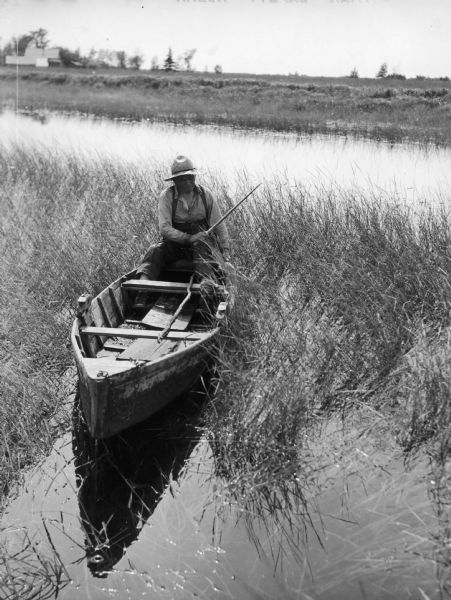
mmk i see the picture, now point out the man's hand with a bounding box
[190,231,210,246]
[222,252,234,273]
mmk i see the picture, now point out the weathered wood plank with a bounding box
[81,326,207,341]
[141,294,197,331]
[122,279,212,295]
[77,299,101,357]
[74,332,86,358]
[97,294,113,328]
[108,286,124,323]
[118,338,160,360]
[103,342,128,352]
[97,348,121,358]
[89,299,108,345]
[117,338,181,361]
[82,357,135,378]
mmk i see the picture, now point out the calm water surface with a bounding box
[1,110,450,205]
[1,110,449,598]
[1,390,441,599]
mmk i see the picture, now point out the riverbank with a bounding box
[1,67,451,145]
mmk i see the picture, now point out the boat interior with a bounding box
[73,266,226,364]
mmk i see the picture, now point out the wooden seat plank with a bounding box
[122,279,203,294]
[103,342,128,352]
[142,294,197,331]
[117,338,181,361]
[122,279,225,296]
[80,326,207,342]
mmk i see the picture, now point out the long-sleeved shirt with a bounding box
[158,184,231,252]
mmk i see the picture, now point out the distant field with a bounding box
[1,66,450,145]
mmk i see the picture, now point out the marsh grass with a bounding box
[1,69,451,145]
[0,145,161,502]
[0,528,70,599]
[203,181,451,588]
[1,130,451,591]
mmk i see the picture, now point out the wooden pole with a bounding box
[158,273,195,343]
[205,183,261,235]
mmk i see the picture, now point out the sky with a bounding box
[0,0,450,78]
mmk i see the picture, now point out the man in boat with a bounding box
[135,155,232,303]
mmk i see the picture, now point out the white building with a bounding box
[5,42,61,67]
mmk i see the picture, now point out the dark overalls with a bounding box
[136,186,219,281]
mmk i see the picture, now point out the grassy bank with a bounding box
[1,67,451,145]
[1,137,451,592]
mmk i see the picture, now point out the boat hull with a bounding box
[71,266,229,439]
[74,333,214,438]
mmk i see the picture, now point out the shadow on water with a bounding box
[71,373,212,577]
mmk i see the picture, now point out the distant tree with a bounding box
[163,47,176,71]
[129,53,144,70]
[386,72,406,80]
[150,56,159,71]
[376,62,388,78]
[1,28,50,58]
[214,64,223,75]
[13,34,34,55]
[183,48,196,71]
[116,50,127,69]
[96,49,116,67]
[1,40,16,60]
[81,48,115,68]
[85,48,97,68]
[30,28,49,48]
[59,47,84,67]
[349,67,359,79]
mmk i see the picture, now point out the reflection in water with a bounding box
[208,410,444,599]
[0,394,446,599]
[72,377,209,576]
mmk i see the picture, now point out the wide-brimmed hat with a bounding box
[164,155,197,180]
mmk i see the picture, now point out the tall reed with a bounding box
[2,138,450,490]
[1,135,450,591]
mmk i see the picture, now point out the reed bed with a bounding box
[1,136,451,592]
[1,69,451,145]
[0,529,70,599]
[204,184,451,593]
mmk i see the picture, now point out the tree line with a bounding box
[349,62,449,81]
[0,28,223,73]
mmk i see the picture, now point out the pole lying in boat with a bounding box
[205,183,261,235]
[158,273,195,343]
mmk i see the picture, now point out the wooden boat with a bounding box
[71,265,231,439]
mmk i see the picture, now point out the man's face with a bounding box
[175,175,195,194]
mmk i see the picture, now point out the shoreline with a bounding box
[1,67,450,147]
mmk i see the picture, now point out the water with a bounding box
[1,110,450,205]
[1,111,449,598]
[1,392,442,599]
